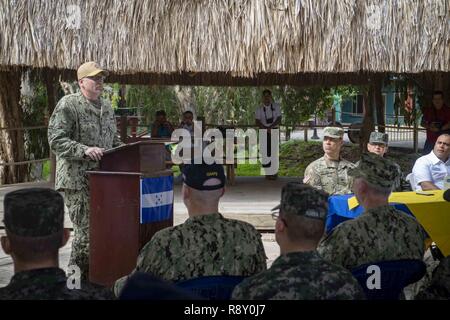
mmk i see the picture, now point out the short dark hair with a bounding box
[6,230,63,262]
[262,89,272,96]
[282,213,325,244]
[183,110,193,116]
[433,91,444,98]
[156,110,166,117]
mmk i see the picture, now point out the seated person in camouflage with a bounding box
[317,153,426,270]
[361,132,403,191]
[0,188,114,300]
[303,127,355,195]
[415,255,450,300]
[231,183,365,300]
[114,163,267,296]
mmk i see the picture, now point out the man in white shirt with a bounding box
[179,110,195,135]
[255,89,282,180]
[412,134,450,190]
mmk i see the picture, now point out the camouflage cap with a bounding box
[348,153,399,190]
[369,132,389,145]
[272,182,329,220]
[323,127,344,139]
[3,188,64,237]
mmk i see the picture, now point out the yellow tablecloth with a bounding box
[348,191,450,256]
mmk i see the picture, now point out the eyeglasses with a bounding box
[85,75,105,82]
[271,211,288,226]
[271,211,279,220]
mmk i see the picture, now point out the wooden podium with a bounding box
[87,141,173,286]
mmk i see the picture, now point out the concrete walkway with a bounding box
[0,177,297,230]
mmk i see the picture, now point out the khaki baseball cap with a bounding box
[77,61,109,80]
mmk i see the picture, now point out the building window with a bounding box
[352,95,364,114]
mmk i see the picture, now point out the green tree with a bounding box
[125,85,179,124]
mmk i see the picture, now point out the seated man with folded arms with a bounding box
[114,163,267,296]
[232,183,365,300]
[412,133,450,191]
[318,153,426,270]
[0,188,114,300]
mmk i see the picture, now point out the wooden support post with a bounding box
[374,77,385,133]
[304,128,308,142]
[360,85,376,153]
[45,70,57,185]
[120,115,128,143]
[0,70,25,184]
[413,120,419,153]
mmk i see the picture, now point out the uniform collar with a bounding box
[186,212,223,223]
[271,251,321,268]
[363,204,396,216]
[323,155,348,167]
[8,268,66,287]
[78,92,103,114]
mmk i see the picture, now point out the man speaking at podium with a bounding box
[48,61,123,280]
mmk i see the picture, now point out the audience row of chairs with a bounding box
[119,259,426,300]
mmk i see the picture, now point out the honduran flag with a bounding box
[140,176,174,224]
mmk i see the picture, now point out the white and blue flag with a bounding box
[140,176,173,224]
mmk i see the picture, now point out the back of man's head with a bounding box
[182,163,226,208]
[274,183,328,245]
[2,188,65,263]
[349,153,398,199]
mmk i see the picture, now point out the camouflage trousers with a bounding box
[65,187,90,281]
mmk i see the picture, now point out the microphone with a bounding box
[443,189,450,202]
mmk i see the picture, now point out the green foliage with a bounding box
[120,85,363,130]
[274,86,334,127]
[235,163,261,176]
[125,85,179,124]
[110,83,121,110]
[43,160,50,179]
[21,81,49,179]
[278,140,322,176]
[193,87,262,125]
[331,86,360,107]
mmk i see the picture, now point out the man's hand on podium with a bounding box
[85,147,105,161]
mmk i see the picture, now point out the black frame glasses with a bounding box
[271,211,279,220]
[271,211,288,226]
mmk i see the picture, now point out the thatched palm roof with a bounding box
[0,0,448,85]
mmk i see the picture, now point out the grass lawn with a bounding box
[235,163,261,176]
[43,160,50,179]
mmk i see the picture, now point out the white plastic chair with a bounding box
[405,173,419,191]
